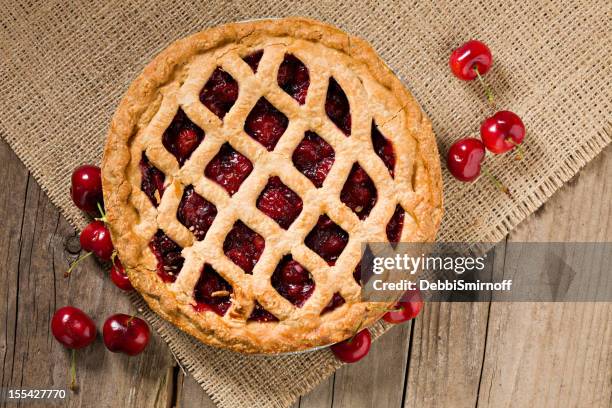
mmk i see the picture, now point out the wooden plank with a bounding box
[404,302,490,407]
[330,322,413,408]
[476,146,612,407]
[0,139,176,407]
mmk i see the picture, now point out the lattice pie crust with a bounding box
[102,18,443,353]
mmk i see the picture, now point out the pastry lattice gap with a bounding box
[139,48,405,322]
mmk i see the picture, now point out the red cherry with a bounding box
[80,220,114,260]
[102,314,150,356]
[383,291,424,323]
[446,138,486,182]
[110,258,134,291]
[480,111,526,154]
[449,40,493,81]
[330,329,371,363]
[70,165,103,216]
[51,306,96,349]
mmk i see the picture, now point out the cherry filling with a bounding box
[243,50,263,73]
[193,264,233,316]
[353,262,362,285]
[149,230,184,283]
[340,164,377,219]
[248,301,278,322]
[322,292,345,314]
[205,143,253,195]
[177,186,217,241]
[199,67,239,119]
[162,109,204,166]
[305,215,348,265]
[292,131,335,188]
[371,122,396,177]
[271,256,314,307]
[277,54,309,104]
[256,176,303,229]
[386,205,405,243]
[140,153,166,206]
[325,78,351,136]
[244,98,288,151]
[223,221,265,274]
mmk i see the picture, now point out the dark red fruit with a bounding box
[102,314,150,356]
[244,98,288,151]
[371,122,395,176]
[271,256,314,307]
[277,54,310,104]
[449,40,493,80]
[305,215,348,265]
[51,306,96,349]
[193,264,233,316]
[110,258,133,291]
[205,143,253,195]
[177,186,217,240]
[480,111,526,154]
[248,302,278,322]
[446,138,486,182]
[70,165,103,216]
[199,67,239,119]
[80,220,114,260]
[383,291,424,324]
[340,164,377,219]
[321,292,345,314]
[257,176,303,229]
[162,109,204,165]
[386,205,405,243]
[243,50,264,73]
[140,153,166,206]
[325,78,351,136]
[223,221,265,274]
[330,329,371,363]
[292,131,335,188]
[149,230,184,283]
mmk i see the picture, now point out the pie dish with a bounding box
[101,17,443,354]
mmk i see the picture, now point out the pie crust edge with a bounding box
[101,17,444,354]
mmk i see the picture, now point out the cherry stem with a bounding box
[70,349,78,392]
[127,315,136,325]
[481,167,512,198]
[64,251,92,278]
[473,66,494,105]
[95,202,107,223]
[506,138,525,160]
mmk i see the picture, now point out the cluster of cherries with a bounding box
[52,165,150,391]
[446,40,526,191]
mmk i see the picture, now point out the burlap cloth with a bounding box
[1,1,610,407]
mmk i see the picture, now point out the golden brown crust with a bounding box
[102,17,443,354]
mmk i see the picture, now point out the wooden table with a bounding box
[1,138,610,408]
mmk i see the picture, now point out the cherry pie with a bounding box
[102,18,443,353]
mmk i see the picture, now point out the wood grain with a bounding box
[0,135,610,408]
[0,139,176,408]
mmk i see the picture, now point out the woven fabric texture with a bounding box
[0,1,610,407]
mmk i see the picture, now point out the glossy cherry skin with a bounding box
[383,292,424,324]
[80,221,114,260]
[480,111,526,154]
[447,138,486,182]
[70,165,103,216]
[330,329,371,363]
[102,314,150,356]
[110,258,133,291]
[449,40,493,80]
[51,306,97,349]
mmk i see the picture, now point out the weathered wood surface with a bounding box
[0,137,610,408]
